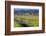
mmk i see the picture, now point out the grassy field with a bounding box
[14,15,39,27]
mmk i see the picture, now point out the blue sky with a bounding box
[14,8,39,15]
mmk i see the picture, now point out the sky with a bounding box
[14,8,39,15]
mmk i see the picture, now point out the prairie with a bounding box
[14,15,39,27]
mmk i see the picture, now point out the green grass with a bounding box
[14,15,39,27]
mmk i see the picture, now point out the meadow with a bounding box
[14,15,39,27]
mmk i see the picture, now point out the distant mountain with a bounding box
[14,8,39,15]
